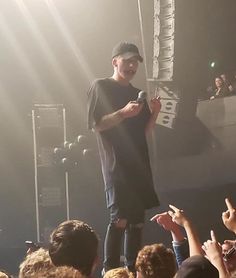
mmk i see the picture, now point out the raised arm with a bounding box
[168,204,203,257]
[222,198,236,234]
[145,97,161,135]
[151,212,189,266]
[202,230,230,278]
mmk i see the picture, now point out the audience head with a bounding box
[0,271,12,278]
[19,246,83,277]
[35,265,83,278]
[104,267,134,278]
[49,220,99,276]
[19,247,53,278]
[215,77,223,89]
[135,243,176,278]
[174,255,218,278]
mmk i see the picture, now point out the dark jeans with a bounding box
[103,204,144,272]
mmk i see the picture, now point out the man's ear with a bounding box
[112,58,118,67]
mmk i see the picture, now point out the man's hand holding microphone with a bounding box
[119,91,161,119]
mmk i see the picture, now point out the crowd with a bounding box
[0,197,235,277]
[207,71,236,100]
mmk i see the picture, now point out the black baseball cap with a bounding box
[175,255,219,278]
[112,42,143,62]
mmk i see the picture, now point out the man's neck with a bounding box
[111,73,130,86]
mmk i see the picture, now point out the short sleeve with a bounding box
[87,80,98,130]
[87,79,108,130]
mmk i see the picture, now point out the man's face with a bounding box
[113,55,139,82]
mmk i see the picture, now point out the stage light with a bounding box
[210,61,216,68]
[82,148,92,156]
[76,135,87,147]
[68,142,76,150]
[64,141,70,149]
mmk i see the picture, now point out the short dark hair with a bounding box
[49,220,99,276]
[135,243,177,278]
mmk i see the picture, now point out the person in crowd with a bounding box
[0,273,8,278]
[152,199,236,277]
[49,220,99,277]
[0,270,12,278]
[231,70,236,93]
[220,73,234,93]
[104,267,134,278]
[174,255,219,278]
[202,197,236,277]
[151,212,189,267]
[222,242,236,277]
[152,204,203,261]
[222,198,236,235]
[135,243,177,278]
[87,41,161,273]
[210,76,230,100]
[19,246,83,277]
[19,248,51,278]
[202,230,229,278]
[36,265,83,278]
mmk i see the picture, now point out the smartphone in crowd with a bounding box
[25,240,40,253]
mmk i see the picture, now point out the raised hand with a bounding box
[202,230,222,261]
[222,198,236,234]
[202,230,229,277]
[168,204,203,256]
[149,97,161,114]
[151,212,178,231]
[168,204,189,227]
[151,212,186,243]
[223,239,236,249]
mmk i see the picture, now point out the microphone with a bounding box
[136,91,147,103]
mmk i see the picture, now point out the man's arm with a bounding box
[145,97,161,135]
[94,110,124,132]
[94,101,143,132]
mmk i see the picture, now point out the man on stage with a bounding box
[87,41,161,273]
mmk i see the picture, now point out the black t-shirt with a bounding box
[87,78,159,209]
